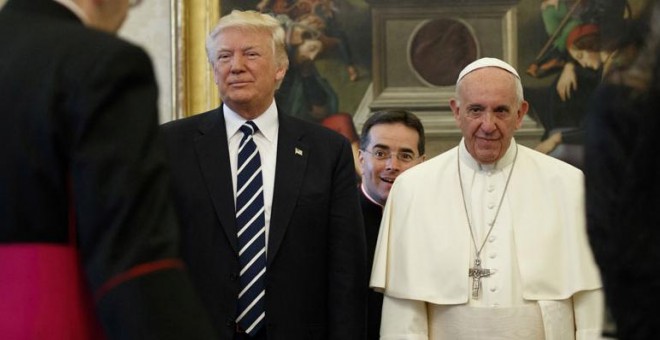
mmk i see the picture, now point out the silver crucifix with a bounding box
[468,258,491,299]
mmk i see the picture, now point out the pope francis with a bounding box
[370,58,604,340]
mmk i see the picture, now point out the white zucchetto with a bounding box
[457,57,520,84]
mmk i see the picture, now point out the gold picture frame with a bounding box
[171,0,221,119]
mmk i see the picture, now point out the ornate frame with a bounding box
[171,0,221,119]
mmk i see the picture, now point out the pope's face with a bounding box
[211,27,287,118]
[359,123,424,205]
[450,67,527,164]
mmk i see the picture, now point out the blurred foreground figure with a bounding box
[0,0,216,339]
[585,1,660,339]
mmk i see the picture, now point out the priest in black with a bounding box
[357,110,426,339]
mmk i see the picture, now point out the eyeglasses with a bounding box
[362,148,418,163]
[129,0,143,8]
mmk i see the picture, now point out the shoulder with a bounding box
[390,147,458,195]
[78,32,152,75]
[517,144,583,182]
[4,7,153,77]
[280,113,351,147]
[161,109,218,136]
[42,16,151,67]
[399,147,458,181]
[519,145,581,171]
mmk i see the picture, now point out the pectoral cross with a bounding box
[468,258,491,299]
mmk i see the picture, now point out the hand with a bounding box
[556,62,577,102]
[535,132,562,154]
[256,0,269,12]
[347,65,358,82]
[541,0,559,10]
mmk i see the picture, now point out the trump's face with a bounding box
[211,27,286,119]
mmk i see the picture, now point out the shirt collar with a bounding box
[459,137,517,172]
[360,184,384,209]
[224,100,279,142]
[53,0,90,25]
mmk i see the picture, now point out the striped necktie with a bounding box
[235,121,266,335]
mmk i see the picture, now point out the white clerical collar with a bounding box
[459,137,517,172]
[53,0,90,25]
[360,184,384,209]
[224,100,279,143]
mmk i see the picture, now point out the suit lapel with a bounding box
[268,114,308,265]
[194,108,239,254]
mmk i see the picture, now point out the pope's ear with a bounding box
[450,99,461,127]
[516,101,529,129]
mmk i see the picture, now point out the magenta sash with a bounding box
[0,244,105,339]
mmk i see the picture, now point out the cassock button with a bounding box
[489,253,497,259]
[489,235,496,242]
[230,272,238,281]
[490,286,497,292]
[226,318,235,327]
[488,203,495,209]
[487,185,495,192]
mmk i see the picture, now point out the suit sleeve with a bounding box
[327,136,368,339]
[68,43,217,339]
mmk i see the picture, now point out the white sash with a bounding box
[428,303,545,340]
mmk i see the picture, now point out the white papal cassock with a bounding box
[370,139,604,340]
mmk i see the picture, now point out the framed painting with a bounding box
[173,0,650,163]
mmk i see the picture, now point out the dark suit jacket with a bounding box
[162,106,367,339]
[0,0,216,338]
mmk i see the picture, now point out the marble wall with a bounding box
[120,2,174,123]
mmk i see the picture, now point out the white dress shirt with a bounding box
[224,101,278,248]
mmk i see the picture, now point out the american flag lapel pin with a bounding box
[295,148,303,156]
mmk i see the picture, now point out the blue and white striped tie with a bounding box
[235,121,266,336]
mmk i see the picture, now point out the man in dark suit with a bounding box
[161,10,367,340]
[0,0,216,339]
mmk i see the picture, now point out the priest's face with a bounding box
[450,67,528,164]
[359,123,425,205]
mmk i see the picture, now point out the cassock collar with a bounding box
[459,137,517,172]
[360,184,384,209]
